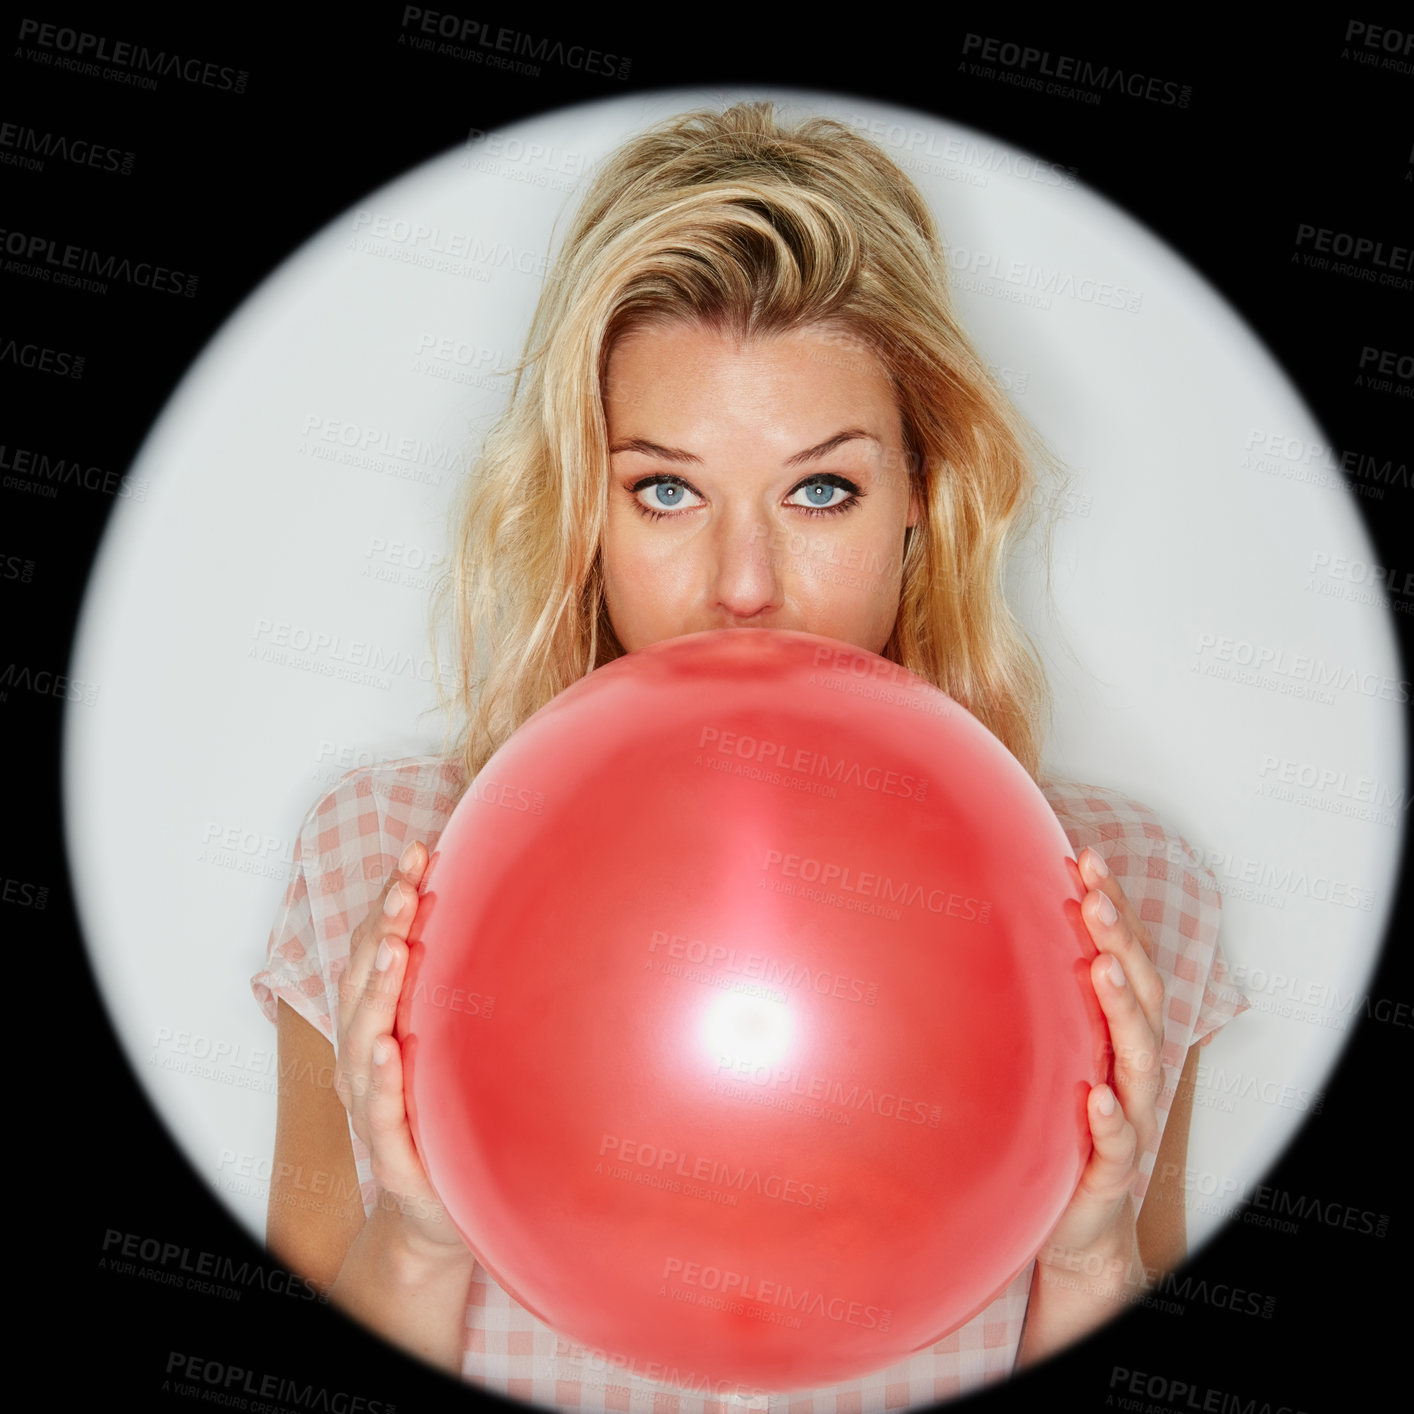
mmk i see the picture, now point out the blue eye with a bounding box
[791,480,849,509]
[631,476,704,519]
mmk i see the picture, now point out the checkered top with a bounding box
[253,755,1247,1412]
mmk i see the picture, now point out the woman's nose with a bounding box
[709,509,784,622]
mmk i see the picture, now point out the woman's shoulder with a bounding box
[293,753,467,871]
[1041,775,1222,913]
[1041,776,1193,867]
[1042,774,1225,963]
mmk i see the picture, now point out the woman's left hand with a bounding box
[1038,846,1168,1272]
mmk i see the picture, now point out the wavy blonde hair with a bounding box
[430,101,1063,787]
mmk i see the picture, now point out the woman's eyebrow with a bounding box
[784,428,880,467]
[608,428,881,466]
[608,437,700,464]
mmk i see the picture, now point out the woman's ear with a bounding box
[906,480,923,529]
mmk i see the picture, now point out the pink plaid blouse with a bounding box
[252,754,1248,1412]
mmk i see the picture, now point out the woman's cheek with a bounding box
[604,546,691,650]
[808,549,903,654]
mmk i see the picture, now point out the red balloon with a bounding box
[398,628,1107,1394]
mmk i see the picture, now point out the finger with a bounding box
[1076,1083,1141,1207]
[364,1033,436,1206]
[341,885,401,1006]
[350,930,406,1062]
[338,932,407,1123]
[1083,885,1166,1043]
[396,839,429,886]
[1092,953,1163,1150]
[345,844,425,996]
[1078,848,1156,962]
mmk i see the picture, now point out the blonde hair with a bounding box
[431,101,1060,787]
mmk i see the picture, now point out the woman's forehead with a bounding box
[604,320,895,391]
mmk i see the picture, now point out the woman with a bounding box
[253,101,1246,1409]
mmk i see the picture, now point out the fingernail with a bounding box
[376,940,394,973]
[1085,848,1109,878]
[373,1039,388,1066]
[398,842,418,874]
[1094,892,1118,926]
[383,885,404,917]
[1108,956,1126,988]
[1096,1085,1116,1116]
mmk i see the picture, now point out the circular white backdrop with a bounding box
[64,87,1404,1257]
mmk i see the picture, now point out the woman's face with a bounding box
[601,321,921,657]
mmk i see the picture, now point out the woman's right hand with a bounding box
[333,839,469,1257]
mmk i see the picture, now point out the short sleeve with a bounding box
[250,791,340,1042]
[249,766,401,1045]
[249,754,464,1053]
[1041,781,1251,1208]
